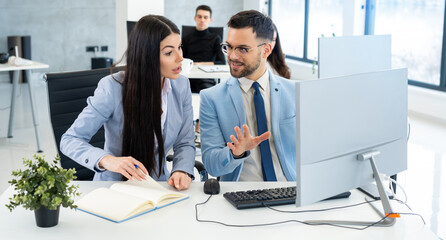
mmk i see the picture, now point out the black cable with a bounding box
[393,198,413,211]
[264,199,380,213]
[194,195,391,230]
[267,198,426,226]
[303,215,390,230]
[397,212,426,225]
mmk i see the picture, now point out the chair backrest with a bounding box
[45,67,123,180]
[181,25,224,40]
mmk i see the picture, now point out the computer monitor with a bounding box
[127,21,137,40]
[295,68,408,226]
[318,35,391,78]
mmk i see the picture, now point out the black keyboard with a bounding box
[223,187,296,209]
[223,187,351,209]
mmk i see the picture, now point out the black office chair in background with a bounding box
[45,67,207,181]
[45,68,120,180]
[181,25,224,40]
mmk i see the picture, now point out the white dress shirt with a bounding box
[237,70,287,181]
[161,78,172,133]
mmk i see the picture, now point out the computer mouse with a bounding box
[203,178,220,195]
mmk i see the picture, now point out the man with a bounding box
[199,10,296,181]
[182,5,225,93]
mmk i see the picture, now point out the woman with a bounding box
[267,24,291,79]
[60,15,194,190]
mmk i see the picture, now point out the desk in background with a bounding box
[184,65,230,120]
[0,181,437,240]
[0,61,49,152]
[181,65,231,83]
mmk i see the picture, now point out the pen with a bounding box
[135,165,147,179]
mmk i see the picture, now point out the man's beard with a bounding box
[229,53,261,78]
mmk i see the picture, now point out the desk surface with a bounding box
[0,60,49,71]
[181,65,231,79]
[0,181,437,240]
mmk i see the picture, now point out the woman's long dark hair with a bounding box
[118,15,180,178]
[267,25,291,79]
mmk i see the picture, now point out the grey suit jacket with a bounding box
[60,71,195,181]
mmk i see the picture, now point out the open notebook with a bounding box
[198,65,230,73]
[75,175,188,223]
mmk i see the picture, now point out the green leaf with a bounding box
[6,155,81,211]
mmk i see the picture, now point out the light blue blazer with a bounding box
[199,71,296,181]
[60,72,195,181]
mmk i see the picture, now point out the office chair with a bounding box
[45,68,121,180]
[181,25,224,40]
[46,67,208,181]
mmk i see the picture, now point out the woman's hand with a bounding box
[98,155,148,181]
[168,171,192,190]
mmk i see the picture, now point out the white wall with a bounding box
[0,0,116,78]
[115,0,164,61]
[343,0,366,36]
[408,86,446,123]
[243,0,268,14]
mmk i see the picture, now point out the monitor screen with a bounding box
[295,68,408,207]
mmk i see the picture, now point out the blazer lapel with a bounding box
[227,77,246,127]
[270,72,282,140]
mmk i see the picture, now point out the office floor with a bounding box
[0,79,444,239]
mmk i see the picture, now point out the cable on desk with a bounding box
[263,199,379,214]
[194,195,393,230]
[266,198,426,226]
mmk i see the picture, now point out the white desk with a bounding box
[181,65,231,82]
[0,61,49,152]
[0,181,437,240]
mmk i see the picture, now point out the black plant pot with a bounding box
[34,206,60,227]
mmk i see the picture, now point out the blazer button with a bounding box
[85,159,89,163]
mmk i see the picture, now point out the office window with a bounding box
[271,0,305,59]
[374,0,445,87]
[271,0,343,62]
[307,0,344,61]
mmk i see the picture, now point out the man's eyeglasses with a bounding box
[221,42,266,56]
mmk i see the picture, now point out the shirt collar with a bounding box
[162,78,172,96]
[238,70,270,93]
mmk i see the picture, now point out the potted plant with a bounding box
[5,154,80,227]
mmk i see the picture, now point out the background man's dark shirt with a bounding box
[182,28,225,65]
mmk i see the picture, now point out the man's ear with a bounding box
[262,42,273,59]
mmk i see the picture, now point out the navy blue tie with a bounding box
[252,82,276,181]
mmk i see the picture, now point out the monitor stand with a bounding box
[306,151,398,227]
[358,182,394,200]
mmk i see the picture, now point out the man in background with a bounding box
[182,5,225,93]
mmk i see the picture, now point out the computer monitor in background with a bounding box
[295,68,408,226]
[318,35,391,78]
[127,21,137,41]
